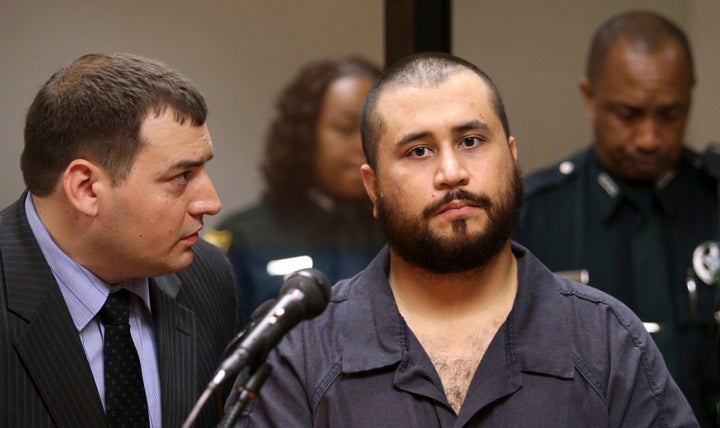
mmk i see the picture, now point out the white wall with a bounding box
[0,0,383,229]
[0,1,717,230]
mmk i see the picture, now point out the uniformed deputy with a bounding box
[514,10,720,425]
[206,57,385,322]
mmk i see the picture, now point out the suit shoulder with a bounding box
[187,239,234,280]
[194,237,230,260]
[523,149,589,199]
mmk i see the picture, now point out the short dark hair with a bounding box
[261,56,381,215]
[586,10,695,86]
[361,52,510,170]
[22,53,208,196]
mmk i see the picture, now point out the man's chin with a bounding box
[164,250,195,274]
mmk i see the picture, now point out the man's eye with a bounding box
[613,106,641,121]
[172,171,190,185]
[331,123,357,136]
[408,146,431,158]
[659,107,684,122]
[460,136,481,148]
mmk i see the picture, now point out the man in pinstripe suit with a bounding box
[1,53,241,427]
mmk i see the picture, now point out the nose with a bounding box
[189,171,222,217]
[434,149,470,189]
[634,118,662,152]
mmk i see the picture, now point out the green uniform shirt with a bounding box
[515,146,719,425]
[216,193,385,322]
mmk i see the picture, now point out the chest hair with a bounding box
[414,317,504,413]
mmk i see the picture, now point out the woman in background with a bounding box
[215,56,384,320]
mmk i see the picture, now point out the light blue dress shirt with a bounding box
[24,193,162,427]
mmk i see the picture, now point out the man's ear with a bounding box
[508,136,518,162]
[360,164,379,219]
[62,159,106,217]
[579,77,597,120]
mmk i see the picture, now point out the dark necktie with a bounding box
[100,289,150,427]
[630,192,678,374]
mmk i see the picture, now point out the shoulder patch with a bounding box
[522,148,591,197]
[523,160,578,197]
[202,229,233,252]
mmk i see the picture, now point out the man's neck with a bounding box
[387,242,518,321]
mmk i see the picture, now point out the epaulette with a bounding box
[685,146,707,171]
[202,228,233,252]
[681,145,720,188]
[523,157,581,198]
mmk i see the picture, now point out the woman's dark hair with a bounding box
[261,56,381,215]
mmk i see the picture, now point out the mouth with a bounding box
[423,190,492,220]
[435,199,480,217]
[631,154,667,174]
[630,149,665,165]
[181,227,203,244]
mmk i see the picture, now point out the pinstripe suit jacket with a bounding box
[1,193,241,427]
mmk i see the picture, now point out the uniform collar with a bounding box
[337,244,575,380]
[587,149,680,222]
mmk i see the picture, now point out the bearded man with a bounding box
[234,52,696,427]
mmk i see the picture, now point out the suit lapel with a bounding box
[150,274,197,428]
[3,194,203,426]
[4,195,107,427]
[12,290,108,427]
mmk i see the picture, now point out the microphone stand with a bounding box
[182,299,276,428]
[181,347,251,428]
[219,363,272,428]
[182,269,331,427]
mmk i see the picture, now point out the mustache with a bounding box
[422,189,492,219]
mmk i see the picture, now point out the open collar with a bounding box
[336,244,576,381]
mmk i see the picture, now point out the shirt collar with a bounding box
[510,243,575,379]
[24,193,151,332]
[338,246,408,373]
[588,150,678,221]
[337,243,575,380]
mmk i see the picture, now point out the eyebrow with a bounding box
[168,153,214,171]
[394,119,490,147]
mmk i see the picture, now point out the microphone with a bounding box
[210,268,332,388]
[183,270,330,428]
[220,298,278,363]
[182,300,281,428]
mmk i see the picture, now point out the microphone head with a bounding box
[279,268,332,318]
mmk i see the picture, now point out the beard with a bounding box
[376,163,523,274]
